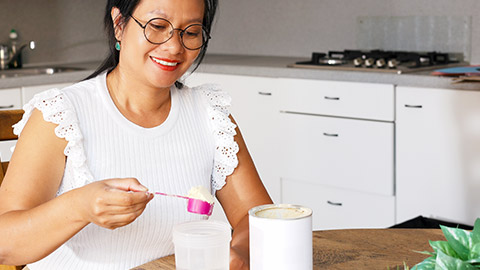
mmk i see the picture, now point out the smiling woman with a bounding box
[0,0,272,269]
[86,0,216,90]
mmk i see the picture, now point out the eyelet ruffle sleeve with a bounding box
[12,88,94,194]
[196,84,239,190]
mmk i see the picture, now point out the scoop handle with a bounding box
[153,192,190,200]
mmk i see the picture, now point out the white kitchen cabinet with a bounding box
[279,112,394,196]
[22,82,73,104]
[0,87,22,110]
[0,88,21,162]
[396,86,480,226]
[0,140,16,162]
[185,73,282,222]
[282,178,395,230]
[277,78,395,229]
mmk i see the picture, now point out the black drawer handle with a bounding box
[258,91,272,96]
[327,201,343,206]
[0,104,14,109]
[404,104,423,109]
[324,96,340,100]
[323,133,339,137]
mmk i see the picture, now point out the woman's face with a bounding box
[115,0,205,89]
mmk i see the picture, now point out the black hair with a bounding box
[85,0,218,89]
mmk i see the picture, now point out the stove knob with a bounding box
[364,58,375,68]
[353,57,363,67]
[376,58,386,68]
[388,59,399,69]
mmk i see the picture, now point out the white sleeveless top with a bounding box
[13,72,239,270]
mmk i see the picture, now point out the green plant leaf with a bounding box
[440,225,472,261]
[471,219,480,260]
[414,250,436,257]
[469,243,480,260]
[412,219,480,270]
[472,218,480,242]
[412,257,436,270]
[466,258,480,264]
[430,240,459,258]
[434,249,477,270]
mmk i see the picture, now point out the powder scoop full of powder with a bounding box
[187,186,215,204]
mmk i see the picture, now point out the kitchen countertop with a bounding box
[1,54,479,91]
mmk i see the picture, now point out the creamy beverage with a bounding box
[254,206,311,219]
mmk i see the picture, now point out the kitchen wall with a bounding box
[0,0,107,65]
[1,0,479,65]
[210,0,480,63]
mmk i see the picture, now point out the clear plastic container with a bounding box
[173,220,231,270]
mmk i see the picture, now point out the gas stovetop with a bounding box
[289,50,468,74]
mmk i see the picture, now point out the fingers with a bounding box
[102,187,152,207]
[79,178,155,230]
[104,177,149,192]
[96,207,148,230]
[92,195,152,216]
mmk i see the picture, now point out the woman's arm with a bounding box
[216,116,273,269]
[0,109,153,265]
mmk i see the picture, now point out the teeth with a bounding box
[152,57,178,66]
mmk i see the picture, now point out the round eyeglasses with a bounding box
[130,16,210,50]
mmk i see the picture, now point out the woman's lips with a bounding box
[150,56,180,71]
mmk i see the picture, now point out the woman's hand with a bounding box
[75,178,154,229]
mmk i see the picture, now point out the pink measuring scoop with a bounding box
[154,192,214,216]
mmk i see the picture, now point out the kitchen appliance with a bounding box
[289,50,467,74]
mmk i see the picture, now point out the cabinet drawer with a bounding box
[280,112,394,196]
[278,78,394,121]
[0,88,22,110]
[281,178,395,230]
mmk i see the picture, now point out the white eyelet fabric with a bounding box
[197,84,239,190]
[13,89,94,195]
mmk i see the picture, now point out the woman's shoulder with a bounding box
[13,75,103,137]
[185,84,238,190]
[184,83,232,108]
[60,75,100,98]
[22,75,99,107]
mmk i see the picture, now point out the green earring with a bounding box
[115,41,121,51]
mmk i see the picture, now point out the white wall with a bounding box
[208,0,480,63]
[1,0,479,64]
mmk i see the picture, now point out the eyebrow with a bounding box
[147,10,203,24]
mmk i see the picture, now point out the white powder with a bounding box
[254,207,310,219]
[187,186,215,204]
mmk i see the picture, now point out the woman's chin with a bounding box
[146,68,185,88]
[149,76,179,89]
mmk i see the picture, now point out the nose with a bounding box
[162,29,185,54]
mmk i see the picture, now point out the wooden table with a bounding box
[132,228,444,270]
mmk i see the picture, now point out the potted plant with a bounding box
[411,218,480,269]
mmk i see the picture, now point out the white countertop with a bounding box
[1,54,479,91]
